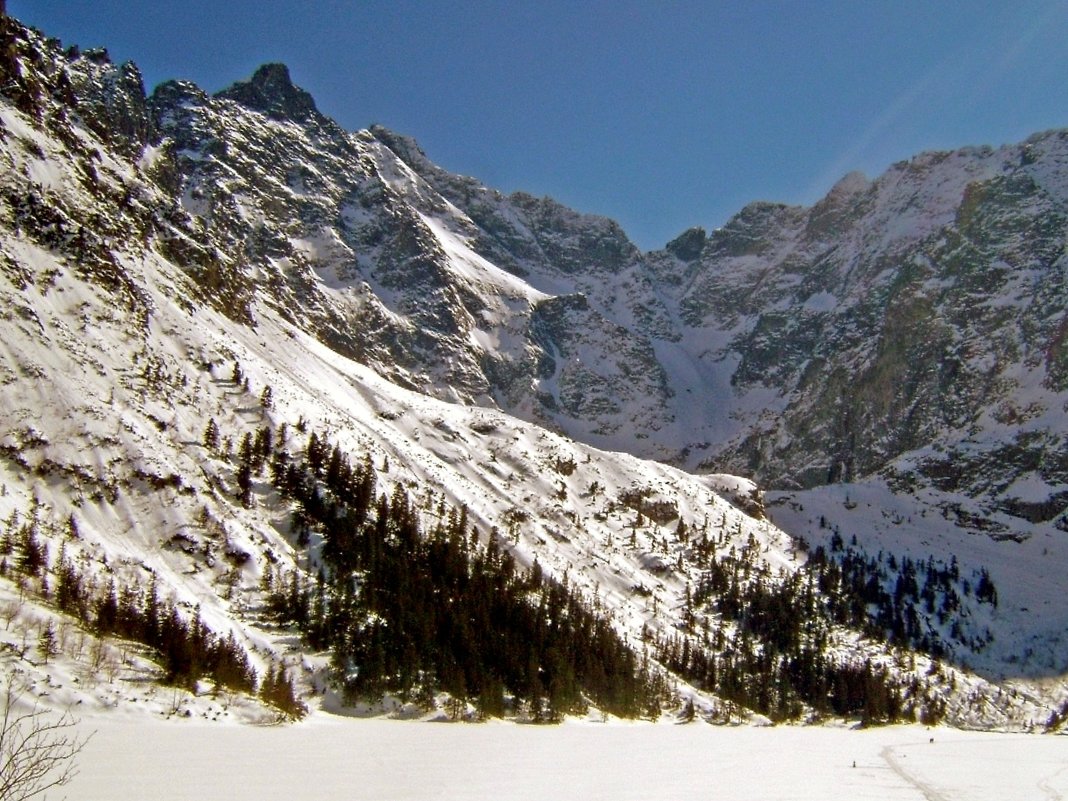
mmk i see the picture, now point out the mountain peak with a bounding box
[369,124,430,166]
[215,62,320,123]
[664,226,707,261]
[827,169,870,197]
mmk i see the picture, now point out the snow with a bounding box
[767,478,1068,684]
[1004,471,1067,504]
[66,712,1068,801]
[802,290,838,312]
[418,212,548,303]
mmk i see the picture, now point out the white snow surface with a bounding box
[768,479,1068,681]
[67,711,1068,801]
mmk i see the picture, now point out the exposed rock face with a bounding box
[9,9,1068,526]
[215,63,323,124]
[151,72,516,399]
[665,139,1068,529]
[146,59,1068,524]
[142,68,685,450]
[66,49,156,156]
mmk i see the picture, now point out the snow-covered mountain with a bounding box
[151,56,1068,522]
[0,11,1066,729]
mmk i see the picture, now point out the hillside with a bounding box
[0,11,1065,730]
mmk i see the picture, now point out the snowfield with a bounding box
[68,712,1068,801]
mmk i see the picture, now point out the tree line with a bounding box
[215,403,998,724]
[253,428,665,720]
[0,502,305,718]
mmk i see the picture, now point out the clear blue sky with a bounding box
[10,1,1068,250]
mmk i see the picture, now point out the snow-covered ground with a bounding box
[768,480,1068,681]
[67,712,1068,801]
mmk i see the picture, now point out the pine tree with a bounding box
[18,522,45,576]
[38,621,58,664]
[95,580,118,634]
[54,554,85,618]
[236,432,255,507]
[203,418,220,453]
[260,663,306,718]
[237,461,253,508]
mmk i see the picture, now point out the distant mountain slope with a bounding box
[147,65,682,455]
[667,145,1068,510]
[153,55,1068,536]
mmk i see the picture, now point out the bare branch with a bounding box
[0,675,92,801]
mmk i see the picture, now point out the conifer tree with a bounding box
[18,522,45,576]
[203,418,220,453]
[37,621,58,664]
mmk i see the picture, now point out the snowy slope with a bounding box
[768,480,1068,681]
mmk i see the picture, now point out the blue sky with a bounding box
[11,1,1068,250]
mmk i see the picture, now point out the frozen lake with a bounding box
[68,714,1068,800]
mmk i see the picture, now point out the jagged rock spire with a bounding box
[215,63,320,124]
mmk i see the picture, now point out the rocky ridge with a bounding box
[150,56,1068,537]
